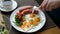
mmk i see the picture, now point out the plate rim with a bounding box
[10,6,46,33]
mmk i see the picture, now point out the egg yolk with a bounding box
[30,13,35,18]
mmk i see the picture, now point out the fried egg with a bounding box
[21,14,40,31]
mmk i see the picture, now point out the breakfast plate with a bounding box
[10,6,46,33]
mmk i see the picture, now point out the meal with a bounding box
[0,21,8,34]
[15,8,40,31]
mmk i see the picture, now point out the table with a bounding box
[1,0,57,34]
[37,26,60,34]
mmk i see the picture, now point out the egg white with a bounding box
[25,14,40,22]
[22,14,40,31]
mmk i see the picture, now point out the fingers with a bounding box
[46,2,55,11]
[39,0,48,11]
[39,0,60,12]
[39,0,54,11]
[48,4,54,11]
[39,0,45,8]
[42,0,48,11]
[39,0,45,11]
[45,1,50,11]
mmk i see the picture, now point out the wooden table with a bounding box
[37,26,60,34]
[1,0,60,34]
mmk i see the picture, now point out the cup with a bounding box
[2,1,12,10]
[0,0,4,6]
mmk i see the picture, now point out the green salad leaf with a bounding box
[15,15,22,26]
[3,29,8,34]
[0,29,8,34]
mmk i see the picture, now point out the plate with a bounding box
[0,0,17,12]
[10,6,46,33]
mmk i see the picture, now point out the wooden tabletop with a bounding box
[37,26,60,34]
[0,0,60,34]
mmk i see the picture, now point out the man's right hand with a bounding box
[39,0,60,11]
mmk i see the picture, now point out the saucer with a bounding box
[0,0,17,12]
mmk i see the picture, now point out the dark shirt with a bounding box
[46,7,60,28]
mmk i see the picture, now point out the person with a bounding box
[39,0,60,11]
[19,0,60,28]
[39,0,60,28]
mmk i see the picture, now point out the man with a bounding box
[19,0,60,28]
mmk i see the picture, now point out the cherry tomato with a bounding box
[34,10,38,14]
[17,14,22,20]
[16,12,19,14]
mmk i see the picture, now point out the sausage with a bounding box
[19,6,32,12]
[21,9,32,15]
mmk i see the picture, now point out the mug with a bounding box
[2,1,12,10]
[0,0,13,10]
[0,0,4,6]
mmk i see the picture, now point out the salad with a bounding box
[15,8,40,31]
[0,28,8,34]
[0,22,8,34]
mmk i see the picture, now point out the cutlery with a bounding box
[32,6,39,13]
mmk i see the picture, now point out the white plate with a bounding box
[10,6,46,33]
[0,0,17,12]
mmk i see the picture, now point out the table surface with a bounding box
[38,26,60,34]
[1,0,57,34]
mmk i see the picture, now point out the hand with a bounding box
[39,0,60,11]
